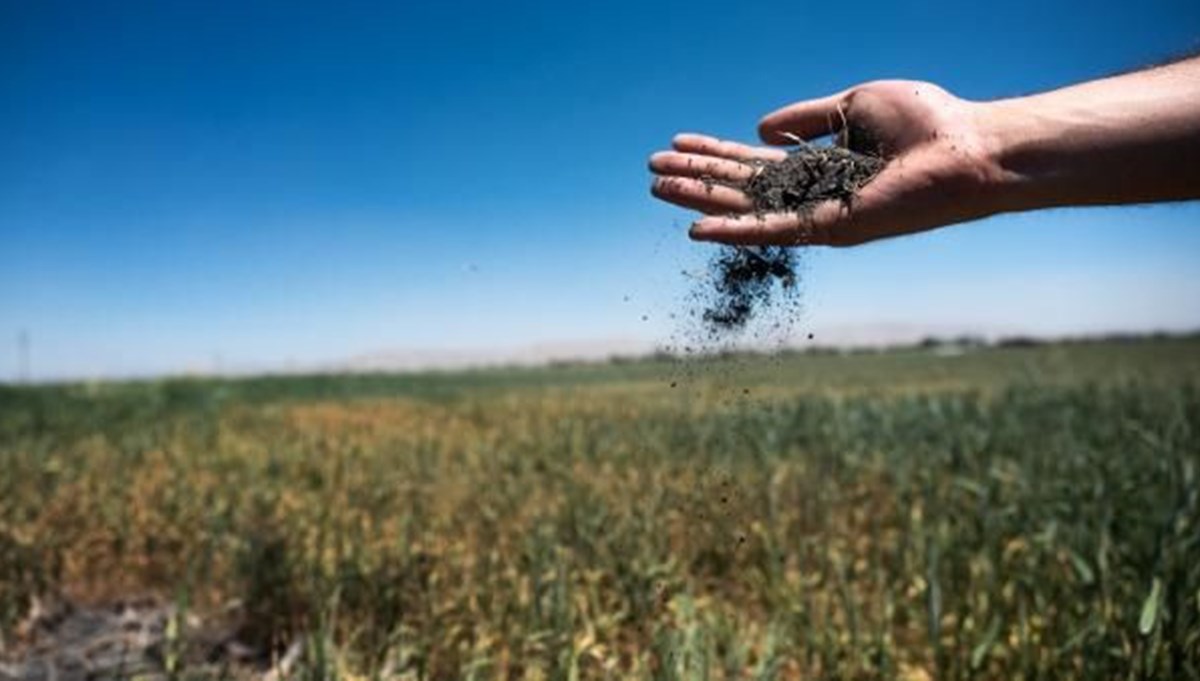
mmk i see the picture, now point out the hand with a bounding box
[649,81,1006,246]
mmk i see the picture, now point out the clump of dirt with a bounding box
[697,144,883,335]
[0,596,265,681]
[745,144,884,216]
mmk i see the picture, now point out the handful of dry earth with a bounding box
[698,144,883,334]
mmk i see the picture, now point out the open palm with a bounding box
[650,81,1005,246]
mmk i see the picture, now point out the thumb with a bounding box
[758,92,847,145]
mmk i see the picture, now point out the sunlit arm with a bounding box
[649,56,1200,247]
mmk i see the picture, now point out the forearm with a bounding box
[978,57,1200,211]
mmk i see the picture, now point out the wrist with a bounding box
[971,97,1059,214]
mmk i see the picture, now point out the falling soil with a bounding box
[698,144,883,335]
[702,246,796,329]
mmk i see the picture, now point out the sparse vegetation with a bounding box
[2,338,1198,679]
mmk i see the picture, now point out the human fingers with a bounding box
[651,176,754,214]
[671,133,788,162]
[689,211,826,246]
[757,92,847,145]
[648,151,757,185]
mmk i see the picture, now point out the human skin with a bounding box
[649,56,1200,247]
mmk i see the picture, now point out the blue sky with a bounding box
[2,0,1199,380]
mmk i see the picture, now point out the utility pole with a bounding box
[17,329,30,383]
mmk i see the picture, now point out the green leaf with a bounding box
[1138,577,1163,637]
[970,616,1003,670]
[1068,549,1095,586]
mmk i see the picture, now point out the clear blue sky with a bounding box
[3,0,1199,380]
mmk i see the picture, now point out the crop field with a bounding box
[1,337,1199,680]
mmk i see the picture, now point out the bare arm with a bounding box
[985,56,1200,210]
[649,56,1200,246]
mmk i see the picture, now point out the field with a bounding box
[2,337,1199,680]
